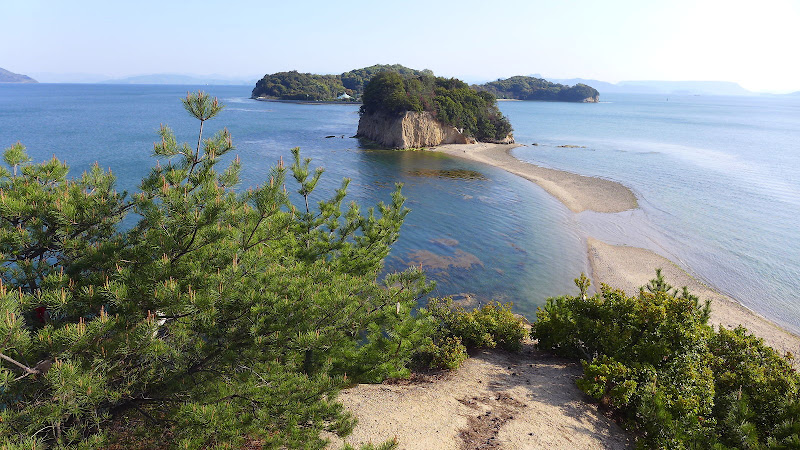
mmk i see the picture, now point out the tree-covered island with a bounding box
[251,65,600,104]
[251,64,432,101]
[474,76,600,102]
[357,72,513,145]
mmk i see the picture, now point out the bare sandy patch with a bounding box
[330,344,631,449]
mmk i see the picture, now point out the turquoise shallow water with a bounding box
[503,94,800,333]
[0,84,586,319]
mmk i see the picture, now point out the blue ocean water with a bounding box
[2,85,798,331]
[0,84,586,319]
[503,94,800,332]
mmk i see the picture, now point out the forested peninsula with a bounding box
[474,76,600,102]
[251,64,432,101]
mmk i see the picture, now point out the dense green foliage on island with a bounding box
[474,76,599,102]
[251,64,433,101]
[533,272,800,449]
[360,72,513,142]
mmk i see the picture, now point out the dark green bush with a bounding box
[412,335,469,371]
[429,298,527,352]
[532,271,800,449]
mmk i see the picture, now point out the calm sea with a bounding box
[504,94,800,332]
[0,84,585,319]
[1,85,798,331]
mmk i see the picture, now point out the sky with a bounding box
[3,0,800,92]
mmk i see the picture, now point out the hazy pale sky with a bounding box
[3,0,799,92]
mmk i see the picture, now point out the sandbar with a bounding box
[433,143,638,213]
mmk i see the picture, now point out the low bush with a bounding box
[532,271,800,449]
[429,298,527,352]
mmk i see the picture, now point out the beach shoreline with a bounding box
[430,142,800,361]
[434,143,638,213]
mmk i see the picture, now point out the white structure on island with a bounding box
[337,92,352,100]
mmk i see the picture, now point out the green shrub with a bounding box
[428,298,527,352]
[532,271,800,449]
[412,335,469,371]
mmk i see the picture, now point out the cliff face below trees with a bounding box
[357,111,469,148]
[358,111,513,149]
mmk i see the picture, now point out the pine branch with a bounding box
[0,351,38,375]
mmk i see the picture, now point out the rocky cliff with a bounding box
[583,95,600,103]
[356,111,476,148]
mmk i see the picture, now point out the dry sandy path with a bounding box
[331,344,631,449]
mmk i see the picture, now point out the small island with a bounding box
[356,72,513,148]
[474,76,600,102]
[251,64,432,101]
[0,67,37,84]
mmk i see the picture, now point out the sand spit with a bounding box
[432,143,638,214]
[331,345,631,449]
[587,238,800,365]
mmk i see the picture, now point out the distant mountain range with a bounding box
[27,72,256,85]
[545,78,753,96]
[99,74,256,85]
[0,67,37,83]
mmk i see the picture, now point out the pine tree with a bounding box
[0,92,433,448]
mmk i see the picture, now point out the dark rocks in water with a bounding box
[406,169,487,180]
[325,135,336,138]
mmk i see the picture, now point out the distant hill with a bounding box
[474,76,600,102]
[251,64,434,101]
[547,78,754,96]
[0,67,37,83]
[616,80,752,96]
[547,78,627,94]
[101,74,254,85]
